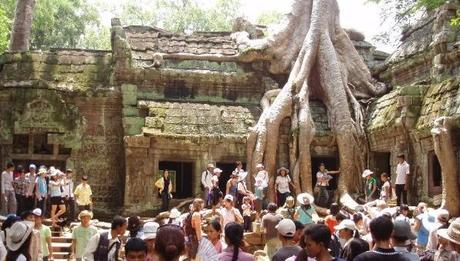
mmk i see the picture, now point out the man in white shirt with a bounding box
[314,163,339,207]
[395,154,410,206]
[201,163,214,207]
[1,162,17,215]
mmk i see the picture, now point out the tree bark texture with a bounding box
[240,0,385,208]
[431,117,460,216]
[9,0,36,52]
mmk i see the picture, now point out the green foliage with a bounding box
[0,5,11,53]
[114,0,242,32]
[256,10,284,26]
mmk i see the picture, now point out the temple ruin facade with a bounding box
[0,3,458,215]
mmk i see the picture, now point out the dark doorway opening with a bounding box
[159,161,193,199]
[428,152,442,196]
[371,152,391,176]
[216,162,246,194]
[311,157,340,190]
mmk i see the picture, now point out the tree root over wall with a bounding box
[237,0,386,208]
[431,117,460,216]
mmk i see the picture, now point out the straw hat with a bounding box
[6,222,33,251]
[78,210,93,220]
[277,167,290,174]
[297,192,314,205]
[438,217,460,245]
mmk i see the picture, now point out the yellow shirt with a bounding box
[74,183,92,206]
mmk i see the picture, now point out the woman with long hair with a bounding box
[49,171,66,227]
[207,220,223,254]
[128,216,143,239]
[155,170,173,211]
[218,222,253,261]
[380,173,392,202]
[6,222,33,261]
[183,198,204,260]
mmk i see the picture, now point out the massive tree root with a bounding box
[431,117,460,216]
[240,0,385,208]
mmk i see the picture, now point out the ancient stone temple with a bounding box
[0,2,458,215]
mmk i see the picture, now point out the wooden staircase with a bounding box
[48,222,73,261]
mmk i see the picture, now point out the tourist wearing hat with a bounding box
[209,168,223,207]
[166,208,181,226]
[236,171,253,209]
[35,168,48,216]
[2,162,17,216]
[395,153,410,206]
[5,221,33,261]
[391,220,418,261]
[74,175,93,214]
[294,193,318,226]
[275,167,295,207]
[335,219,361,258]
[141,222,159,261]
[221,195,243,231]
[254,164,268,208]
[71,210,97,261]
[201,163,215,208]
[426,208,450,251]
[49,171,66,227]
[23,164,37,212]
[272,219,302,261]
[436,217,460,260]
[32,208,53,261]
[362,169,377,202]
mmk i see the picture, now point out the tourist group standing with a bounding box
[1,162,93,228]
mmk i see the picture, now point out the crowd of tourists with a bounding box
[1,162,93,227]
[1,155,460,261]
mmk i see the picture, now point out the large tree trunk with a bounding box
[431,117,460,216]
[9,0,36,52]
[238,0,384,206]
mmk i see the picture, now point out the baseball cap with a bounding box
[29,164,36,170]
[362,169,374,178]
[32,208,42,217]
[334,219,357,231]
[276,219,296,237]
[141,222,160,240]
[224,194,234,202]
[393,220,416,240]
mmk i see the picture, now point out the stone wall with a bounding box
[0,51,125,213]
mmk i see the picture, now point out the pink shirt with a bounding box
[218,247,253,261]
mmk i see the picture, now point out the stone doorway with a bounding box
[428,151,442,196]
[158,161,193,199]
[371,152,391,176]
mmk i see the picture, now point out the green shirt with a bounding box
[39,225,52,257]
[72,225,98,258]
[365,177,377,197]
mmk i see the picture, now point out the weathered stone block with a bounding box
[123,116,144,135]
[121,84,138,105]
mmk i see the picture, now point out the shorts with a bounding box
[50,196,64,205]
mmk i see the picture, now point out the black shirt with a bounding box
[354,248,410,261]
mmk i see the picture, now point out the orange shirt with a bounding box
[325,215,337,233]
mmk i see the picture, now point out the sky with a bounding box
[242,0,393,52]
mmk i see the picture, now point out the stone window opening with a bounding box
[428,151,442,196]
[11,133,72,161]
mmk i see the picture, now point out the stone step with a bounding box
[53,251,70,259]
[52,236,73,243]
[52,242,72,252]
